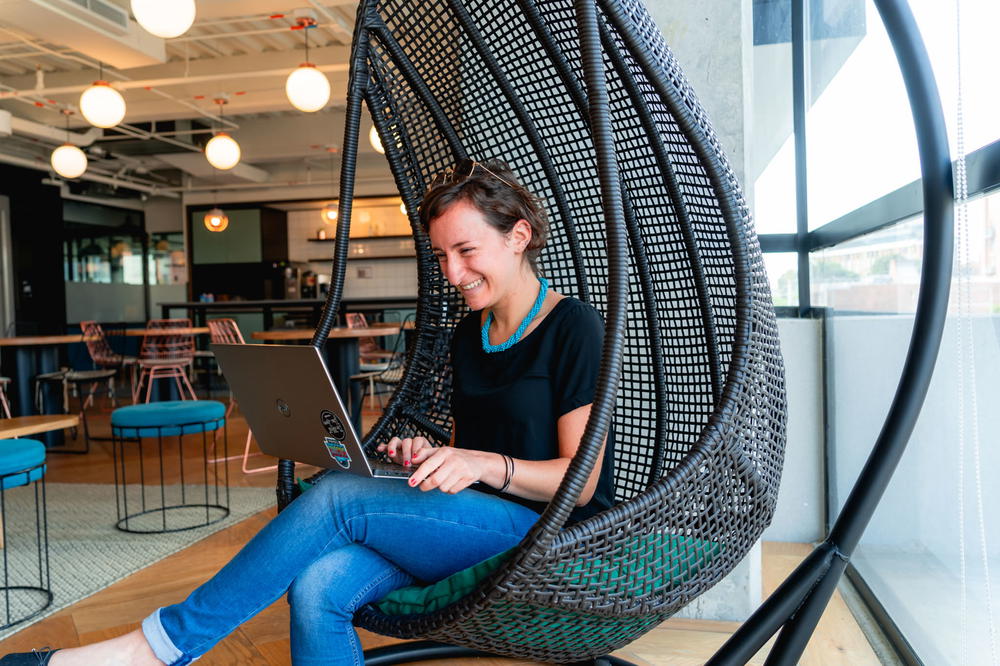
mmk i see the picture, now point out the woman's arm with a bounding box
[405,403,606,505]
[498,403,606,506]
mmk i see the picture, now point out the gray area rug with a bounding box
[0,482,275,641]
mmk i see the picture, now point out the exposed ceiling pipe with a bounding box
[9,113,102,146]
[41,179,146,210]
[0,64,350,100]
[0,26,236,129]
[0,151,179,197]
[307,0,353,42]
[166,178,339,193]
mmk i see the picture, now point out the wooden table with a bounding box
[0,329,210,415]
[0,414,79,440]
[250,325,399,431]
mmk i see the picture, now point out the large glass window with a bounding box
[804,0,999,229]
[752,0,796,235]
[824,188,1000,664]
[764,252,799,307]
[810,216,923,313]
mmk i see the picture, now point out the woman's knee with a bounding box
[288,545,408,620]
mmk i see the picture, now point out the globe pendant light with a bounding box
[80,75,126,129]
[286,64,330,112]
[285,20,330,112]
[203,207,229,232]
[50,109,87,179]
[205,132,241,170]
[51,145,87,179]
[205,97,241,170]
[369,125,384,154]
[131,0,196,39]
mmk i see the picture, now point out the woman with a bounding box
[7,159,614,666]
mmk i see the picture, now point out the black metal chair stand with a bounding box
[111,401,230,534]
[0,440,52,630]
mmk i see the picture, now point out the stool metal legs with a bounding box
[112,419,231,533]
[0,465,51,629]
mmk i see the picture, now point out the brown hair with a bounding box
[419,158,549,274]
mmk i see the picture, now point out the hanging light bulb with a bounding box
[80,79,126,128]
[321,204,338,224]
[285,17,330,113]
[130,0,196,38]
[51,144,87,179]
[203,208,229,232]
[369,126,384,154]
[205,132,241,170]
[286,64,330,113]
[205,97,241,170]
[50,109,87,179]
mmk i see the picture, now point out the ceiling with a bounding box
[0,0,395,205]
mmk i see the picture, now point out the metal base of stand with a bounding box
[362,640,637,666]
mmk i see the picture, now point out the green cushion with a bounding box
[111,400,226,437]
[374,532,722,617]
[0,439,46,489]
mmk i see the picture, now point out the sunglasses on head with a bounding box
[429,158,516,191]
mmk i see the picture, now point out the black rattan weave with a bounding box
[278,0,787,661]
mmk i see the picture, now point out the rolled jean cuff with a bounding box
[142,608,194,665]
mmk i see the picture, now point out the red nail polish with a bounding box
[404,460,411,467]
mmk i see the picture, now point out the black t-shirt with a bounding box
[450,296,615,523]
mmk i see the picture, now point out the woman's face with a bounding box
[428,199,530,311]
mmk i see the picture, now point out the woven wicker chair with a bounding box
[276,0,787,661]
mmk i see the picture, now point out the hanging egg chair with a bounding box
[275,0,952,662]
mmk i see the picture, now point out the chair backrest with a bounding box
[208,318,245,345]
[345,312,380,356]
[318,0,786,642]
[140,318,195,362]
[81,321,121,368]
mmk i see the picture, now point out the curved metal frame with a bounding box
[709,0,953,662]
[268,0,951,661]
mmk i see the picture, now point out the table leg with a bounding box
[16,345,66,447]
[324,339,362,434]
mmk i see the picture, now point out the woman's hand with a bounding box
[376,436,434,468]
[407,446,489,494]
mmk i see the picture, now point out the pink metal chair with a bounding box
[206,318,276,475]
[133,318,198,404]
[81,320,137,405]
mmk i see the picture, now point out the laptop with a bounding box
[211,343,412,479]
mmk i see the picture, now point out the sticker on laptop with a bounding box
[320,409,346,440]
[324,437,352,469]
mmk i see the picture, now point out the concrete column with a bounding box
[644,0,761,623]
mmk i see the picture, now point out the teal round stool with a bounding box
[111,400,229,533]
[0,438,51,629]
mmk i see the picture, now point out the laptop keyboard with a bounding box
[369,459,415,478]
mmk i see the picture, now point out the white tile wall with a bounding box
[288,209,418,299]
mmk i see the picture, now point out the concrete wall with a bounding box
[766,317,826,543]
[646,0,753,192]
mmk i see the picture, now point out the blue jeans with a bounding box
[141,473,540,665]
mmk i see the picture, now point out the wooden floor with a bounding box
[0,394,881,664]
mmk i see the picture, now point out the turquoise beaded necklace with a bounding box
[481,277,549,353]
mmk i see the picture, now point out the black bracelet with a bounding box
[499,454,513,493]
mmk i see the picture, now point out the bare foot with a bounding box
[49,628,163,666]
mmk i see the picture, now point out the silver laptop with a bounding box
[211,343,412,479]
